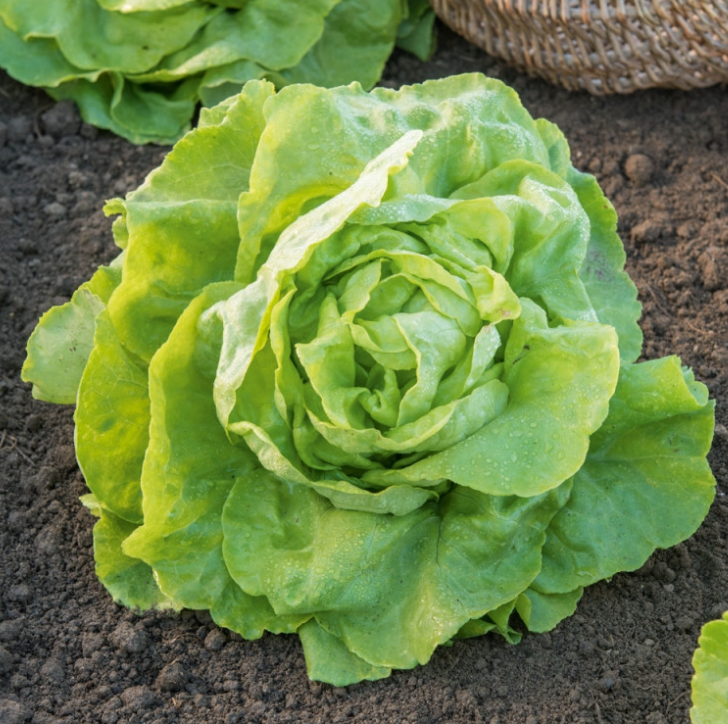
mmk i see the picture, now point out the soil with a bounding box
[1,23,728,724]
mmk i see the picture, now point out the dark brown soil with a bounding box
[1,24,727,724]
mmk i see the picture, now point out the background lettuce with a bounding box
[22,74,716,684]
[692,612,728,724]
[0,0,434,143]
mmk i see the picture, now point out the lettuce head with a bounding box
[0,0,434,143]
[22,74,716,685]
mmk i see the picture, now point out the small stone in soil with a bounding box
[624,154,655,186]
[595,675,615,693]
[204,628,227,651]
[44,202,67,218]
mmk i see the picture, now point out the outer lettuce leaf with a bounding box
[22,254,123,404]
[74,309,150,524]
[691,612,728,724]
[133,0,340,83]
[299,620,391,686]
[49,74,202,146]
[0,0,219,73]
[0,19,101,87]
[396,0,437,61]
[91,504,175,611]
[516,588,583,634]
[536,118,642,361]
[107,79,273,361]
[121,282,307,638]
[532,358,715,598]
[273,0,406,89]
[222,472,570,673]
[21,75,716,685]
[455,600,522,644]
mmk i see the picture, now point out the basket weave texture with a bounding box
[430,0,728,93]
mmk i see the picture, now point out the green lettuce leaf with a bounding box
[691,612,728,724]
[22,253,123,404]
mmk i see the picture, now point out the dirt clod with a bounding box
[39,659,65,684]
[0,699,29,724]
[110,623,149,655]
[204,628,227,652]
[698,246,728,290]
[0,620,24,644]
[6,585,31,603]
[120,685,157,711]
[631,219,663,244]
[40,101,81,139]
[6,116,31,143]
[156,661,188,692]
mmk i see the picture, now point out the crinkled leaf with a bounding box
[222,471,570,670]
[534,357,716,597]
[107,80,272,361]
[92,507,175,610]
[516,588,583,633]
[75,310,149,524]
[299,620,391,686]
[22,254,123,404]
[363,301,619,496]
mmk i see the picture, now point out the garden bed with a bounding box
[1,24,727,724]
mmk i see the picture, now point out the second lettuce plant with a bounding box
[0,0,434,143]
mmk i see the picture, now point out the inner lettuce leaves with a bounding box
[22,74,716,685]
[0,0,435,144]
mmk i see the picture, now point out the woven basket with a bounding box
[430,0,728,93]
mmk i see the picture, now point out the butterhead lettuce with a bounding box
[0,0,434,144]
[22,74,716,685]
